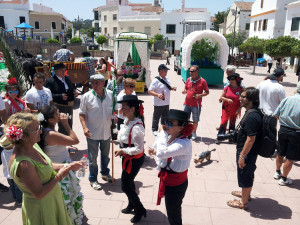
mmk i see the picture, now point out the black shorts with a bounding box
[278,126,300,161]
[236,152,258,188]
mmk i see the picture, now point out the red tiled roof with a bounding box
[234,1,253,11]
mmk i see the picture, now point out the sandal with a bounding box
[231,191,251,201]
[227,199,248,210]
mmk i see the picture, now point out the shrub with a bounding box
[46,38,59,43]
[70,37,82,43]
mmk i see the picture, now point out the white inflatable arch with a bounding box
[181,30,229,71]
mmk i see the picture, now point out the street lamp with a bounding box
[74,15,84,39]
[231,7,240,58]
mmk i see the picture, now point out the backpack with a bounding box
[247,109,277,157]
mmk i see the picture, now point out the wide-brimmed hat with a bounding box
[0,135,14,149]
[53,63,66,70]
[158,64,170,72]
[227,73,243,80]
[90,74,105,81]
[270,68,284,80]
[117,95,144,104]
[165,109,191,122]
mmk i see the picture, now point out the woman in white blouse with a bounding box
[149,109,193,225]
[114,95,146,223]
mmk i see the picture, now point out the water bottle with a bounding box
[77,154,88,178]
[162,91,165,101]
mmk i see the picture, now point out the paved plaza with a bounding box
[0,57,299,225]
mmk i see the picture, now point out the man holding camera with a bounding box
[227,87,262,210]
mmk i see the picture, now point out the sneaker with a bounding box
[0,183,9,192]
[278,178,292,186]
[273,171,282,180]
[102,174,113,183]
[191,132,196,141]
[90,181,102,190]
[152,131,157,136]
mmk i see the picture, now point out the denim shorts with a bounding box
[183,105,201,122]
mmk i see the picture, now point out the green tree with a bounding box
[70,37,82,43]
[191,38,219,66]
[148,38,155,49]
[87,27,95,40]
[265,36,299,67]
[214,9,229,31]
[291,41,300,58]
[96,35,108,50]
[66,28,72,39]
[154,34,164,41]
[46,38,59,43]
[240,37,265,74]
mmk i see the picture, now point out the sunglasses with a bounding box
[127,85,135,88]
[240,95,247,98]
[228,78,236,81]
[190,70,198,73]
[8,90,18,94]
[165,120,179,128]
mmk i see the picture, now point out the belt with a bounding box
[281,125,300,132]
[55,101,74,107]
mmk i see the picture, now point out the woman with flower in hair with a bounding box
[4,77,27,116]
[39,104,84,225]
[7,112,82,225]
[148,109,193,225]
[217,73,244,141]
[114,95,146,223]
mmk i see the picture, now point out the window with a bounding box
[61,23,65,30]
[113,14,117,21]
[19,16,25,23]
[113,27,117,34]
[35,21,39,29]
[166,24,176,34]
[104,27,107,34]
[254,21,257,31]
[0,16,5,29]
[245,23,250,30]
[94,11,99,20]
[119,0,122,4]
[261,0,264,8]
[95,23,99,32]
[262,19,268,31]
[52,22,56,29]
[144,27,151,35]
[291,17,300,31]
[258,20,262,31]
[129,26,134,32]
[104,15,107,22]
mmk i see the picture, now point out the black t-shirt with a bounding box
[236,108,263,155]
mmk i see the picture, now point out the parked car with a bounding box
[86,39,99,50]
[174,53,181,75]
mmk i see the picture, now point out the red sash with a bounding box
[122,122,144,174]
[5,96,25,115]
[157,168,188,205]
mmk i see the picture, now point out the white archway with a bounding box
[181,30,229,71]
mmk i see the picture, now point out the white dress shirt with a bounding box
[148,76,171,106]
[153,130,192,173]
[118,118,144,155]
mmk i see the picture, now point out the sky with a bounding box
[29,0,255,21]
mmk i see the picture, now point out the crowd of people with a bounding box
[0,45,299,225]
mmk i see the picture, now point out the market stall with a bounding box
[180,30,229,85]
[114,32,151,92]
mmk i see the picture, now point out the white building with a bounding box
[284,1,300,72]
[249,0,295,39]
[160,9,211,54]
[0,0,30,33]
[224,1,253,37]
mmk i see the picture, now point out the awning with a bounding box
[14,22,34,29]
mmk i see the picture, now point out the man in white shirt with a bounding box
[79,74,114,190]
[257,68,286,116]
[25,73,53,113]
[148,64,176,136]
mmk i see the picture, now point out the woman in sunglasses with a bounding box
[114,95,146,223]
[148,109,193,225]
[4,78,27,116]
[217,73,244,141]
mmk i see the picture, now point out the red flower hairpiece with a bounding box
[138,104,144,116]
[181,123,194,138]
[6,125,23,141]
[7,77,17,85]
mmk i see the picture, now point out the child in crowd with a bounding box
[0,135,22,206]
[25,73,53,113]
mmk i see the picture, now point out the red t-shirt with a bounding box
[107,63,111,71]
[223,85,243,114]
[184,77,209,107]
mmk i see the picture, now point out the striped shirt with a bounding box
[53,49,73,61]
[273,93,300,130]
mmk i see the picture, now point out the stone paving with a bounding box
[0,57,299,225]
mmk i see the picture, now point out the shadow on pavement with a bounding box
[0,192,17,210]
[285,179,300,190]
[194,159,219,168]
[143,156,157,169]
[249,197,292,220]
[280,81,297,88]
[100,180,143,196]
